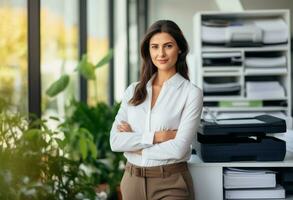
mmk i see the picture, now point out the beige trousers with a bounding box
[120,166,195,200]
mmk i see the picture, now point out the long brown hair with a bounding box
[129,20,189,106]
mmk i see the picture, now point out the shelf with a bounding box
[193,10,292,200]
[204,96,288,101]
[203,67,242,72]
[224,195,293,200]
[245,71,288,76]
[202,44,289,52]
[204,107,288,112]
[188,151,293,167]
[200,10,290,18]
[203,72,242,77]
[197,9,291,126]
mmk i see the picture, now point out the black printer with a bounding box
[196,115,287,162]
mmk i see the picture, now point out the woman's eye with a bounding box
[166,44,173,48]
[151,46,158,49]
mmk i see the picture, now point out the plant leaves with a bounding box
[79,135,87,160]
[88,142,98,159]
[46,74,70,97]
[76,54,96,80]
[95,49,113,68]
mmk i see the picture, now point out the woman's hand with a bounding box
[132,150,142,155]
[153,130,177,144]
[117,121,133,132]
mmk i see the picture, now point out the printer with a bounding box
[196,115,286,162]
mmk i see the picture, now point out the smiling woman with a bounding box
[110,20,203,200]
[149,32,180,72]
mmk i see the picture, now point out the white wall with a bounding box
[149,0,293,53]
[149,0,218,53]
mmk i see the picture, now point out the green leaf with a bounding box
[79,135,87,160]
[24,129,40,139]
[88,142,98,159]
[49,116,60,121]
[95,49,113,68]
[76,54,96,80]
[46,74,70,97]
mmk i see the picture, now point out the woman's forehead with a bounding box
[149,32,176,44]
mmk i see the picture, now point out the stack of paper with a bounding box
[246,81,285,99]
[245,56,287,75]
[216,111,287,120]
[203,111,287,122]
[202,51,242,66]
[224,168,277,189]
[253,18,288,44]
[225,184,285,199]
[224,168,285,199]
[203,81,241,94]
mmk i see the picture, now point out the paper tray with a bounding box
[198,136,286,162]
[198,115,286,136]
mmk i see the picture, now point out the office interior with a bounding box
[1,0,293,200]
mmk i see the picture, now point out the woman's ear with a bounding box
[178,50,182,54]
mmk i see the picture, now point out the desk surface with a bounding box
[188,151,293,167]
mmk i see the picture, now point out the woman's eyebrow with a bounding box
[150,41,174,45]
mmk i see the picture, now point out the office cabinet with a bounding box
[193,10,292,127]
[188,152,293,200]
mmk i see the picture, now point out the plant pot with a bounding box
[116,185,122,200]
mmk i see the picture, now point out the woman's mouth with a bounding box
[157,59,168,64]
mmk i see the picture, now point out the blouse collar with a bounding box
[146,72,185,89]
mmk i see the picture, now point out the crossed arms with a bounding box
[109,85,203,160]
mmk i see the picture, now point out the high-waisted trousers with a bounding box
[120,162,195,200]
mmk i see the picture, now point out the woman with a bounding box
[110,20,203,200]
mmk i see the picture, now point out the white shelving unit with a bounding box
[191,10,293,200]
[194,10,292,127]
[188,152,293,200]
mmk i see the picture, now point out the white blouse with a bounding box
[110,73,203,167]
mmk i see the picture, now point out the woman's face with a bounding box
[149,32,180,72]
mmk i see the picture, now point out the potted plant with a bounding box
[46,50,125,199]
[0,98,99,200]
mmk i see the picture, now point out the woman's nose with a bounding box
[158,47,166,57]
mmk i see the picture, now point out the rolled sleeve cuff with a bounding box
[141,131,155,145]
[141,148,149,158]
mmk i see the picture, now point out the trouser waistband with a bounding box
[125,162,188,178]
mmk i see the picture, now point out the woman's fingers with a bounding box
[117,123,133,132]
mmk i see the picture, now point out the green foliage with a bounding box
[45,49,125,199]
[76,54,96,80]
[46,74,70,97]
[46,50,113,98]
[62,99,125,198]
[0,101,99,200]
[95,49,113,69]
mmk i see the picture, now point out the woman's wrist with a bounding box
[153,130,176,144]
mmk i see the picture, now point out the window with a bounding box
[114,0,127,101]
[41,0,79,117]
[87,0,110,105]
[128,0,139,83]
[0,0,28,113]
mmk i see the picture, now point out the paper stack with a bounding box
[224,168,285,199]
[245,56,287,75]
[203,81,241,95]
[246,81,285,99]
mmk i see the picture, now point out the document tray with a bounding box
[198,135,286,162]
[199,115,286,136]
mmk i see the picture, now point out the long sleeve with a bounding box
[110,83,154,152]
[142,87,203,160]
